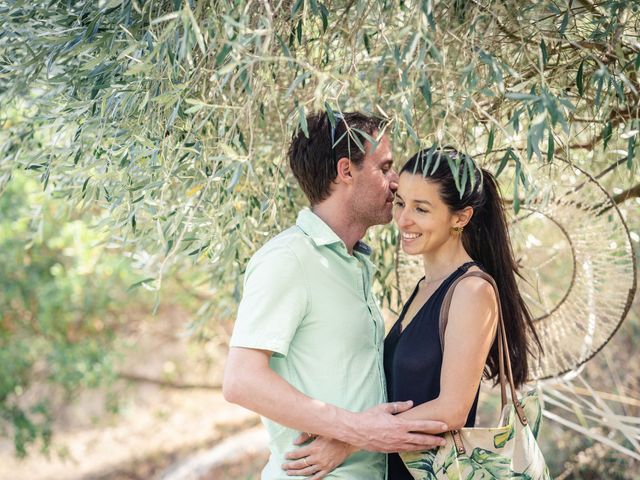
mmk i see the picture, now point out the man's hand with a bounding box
[283,433,355,479]
[344,401,448,453]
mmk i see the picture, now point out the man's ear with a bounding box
[336,157,354,185]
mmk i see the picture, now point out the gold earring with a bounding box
[451,226,464,235]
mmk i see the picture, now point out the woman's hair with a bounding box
[401,146,542,387]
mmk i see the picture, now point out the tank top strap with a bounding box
[459,260,484,273]
[439,261,484,288]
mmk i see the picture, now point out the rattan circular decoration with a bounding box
[395,161,637,380]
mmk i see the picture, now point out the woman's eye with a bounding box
[416,207,428,214]
[393,201,404,207]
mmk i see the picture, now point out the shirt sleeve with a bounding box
[229,243,309,357]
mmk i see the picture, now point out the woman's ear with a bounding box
[336,157,354,184]
[453,206,474,228]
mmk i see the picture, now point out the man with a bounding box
[223,111,446,479]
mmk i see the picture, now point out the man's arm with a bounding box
[223,347,447,452]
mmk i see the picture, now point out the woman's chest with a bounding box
[390,309,443,371]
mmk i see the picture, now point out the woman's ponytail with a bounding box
[463,169,542,386]
[401,151,542,387]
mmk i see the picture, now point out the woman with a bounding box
[283,147,541,480]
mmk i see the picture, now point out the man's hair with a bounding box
[288,111,387,205]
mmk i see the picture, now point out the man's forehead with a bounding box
[366,132,391,156]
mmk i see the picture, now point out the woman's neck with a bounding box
[421,244,473,283]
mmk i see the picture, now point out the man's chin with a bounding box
[380,203,394,223]
[361,205,393,227]
[376,211,394,226]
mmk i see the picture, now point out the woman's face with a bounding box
[393,173,458,256]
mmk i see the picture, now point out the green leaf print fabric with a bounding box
[399,390,552,480]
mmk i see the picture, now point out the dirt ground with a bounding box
[0,306,268,480]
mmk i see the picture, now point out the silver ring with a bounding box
[303,457,310,468]
[392,402,397,414]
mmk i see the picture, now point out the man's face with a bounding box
[351,133,399,227]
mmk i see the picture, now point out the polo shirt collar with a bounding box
[296,208,373,256]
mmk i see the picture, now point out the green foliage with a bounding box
[0,174,140,456]
[1,2,638,310]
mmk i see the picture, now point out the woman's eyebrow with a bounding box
[394,194,432,206]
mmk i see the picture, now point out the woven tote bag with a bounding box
[399,271,552,480]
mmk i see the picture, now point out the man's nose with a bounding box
[389,169,399,192]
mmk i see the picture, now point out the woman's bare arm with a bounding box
[397,276,499,429]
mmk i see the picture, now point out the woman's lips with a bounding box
[401,232,422,243]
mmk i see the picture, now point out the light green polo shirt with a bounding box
[230,208,387,479]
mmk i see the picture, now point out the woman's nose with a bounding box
[395,207,411,228]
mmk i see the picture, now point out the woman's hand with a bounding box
[282,432,357,479]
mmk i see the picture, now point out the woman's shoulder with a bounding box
[451,269,498,310]
[445,273,500,334]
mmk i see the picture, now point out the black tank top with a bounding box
[384,261,483,480]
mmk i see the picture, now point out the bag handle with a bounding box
[439,270,528,427]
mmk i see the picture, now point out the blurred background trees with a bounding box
[0,173,141,456]
[1,0,639,478]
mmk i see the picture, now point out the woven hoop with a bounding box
[395,160,637,380]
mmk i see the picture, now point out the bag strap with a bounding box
[439,270,528,426]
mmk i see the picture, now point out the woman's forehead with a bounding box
[397,174,446,207]
[398,173,438,192]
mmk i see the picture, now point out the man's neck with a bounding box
[311,200,367,254]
